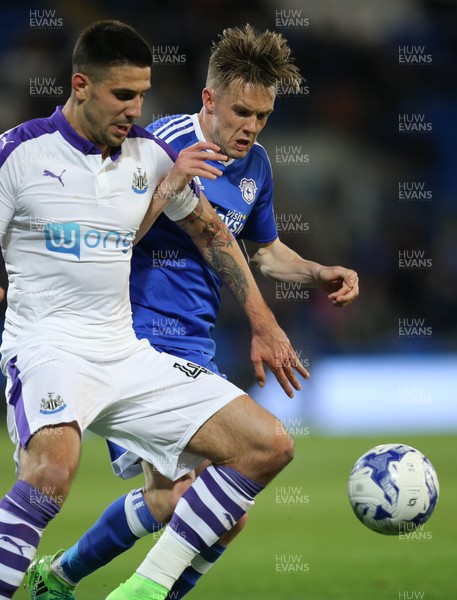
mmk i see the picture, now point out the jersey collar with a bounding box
[51,107,122,161]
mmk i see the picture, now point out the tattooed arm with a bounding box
[135,141,227,245]
[177,195,249,306]
[176,193,310,397]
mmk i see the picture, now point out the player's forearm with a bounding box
[251,244,322,286]
[178,201,278,332]
[205,243,278,333]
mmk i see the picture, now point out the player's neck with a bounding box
[62,99,110,159]
[197,109,214,145]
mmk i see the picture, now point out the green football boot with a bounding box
[26,550,76,599]
[105,573,168,600]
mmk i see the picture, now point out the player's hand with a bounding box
[316,266,359,307]
[161,141,228,196]
[250,326,310,398]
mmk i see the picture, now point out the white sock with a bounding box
[137,528,195,590]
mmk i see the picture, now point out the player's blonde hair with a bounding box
[206,23,302,94]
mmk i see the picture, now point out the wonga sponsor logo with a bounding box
[45,222,80,258]
[44,222,134,259]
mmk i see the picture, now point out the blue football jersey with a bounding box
[130,113,278,360]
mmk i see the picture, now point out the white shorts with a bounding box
[5,343,244,480]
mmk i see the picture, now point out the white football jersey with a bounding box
[0,107,198,370]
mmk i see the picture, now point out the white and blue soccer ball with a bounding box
[347,443,439,535]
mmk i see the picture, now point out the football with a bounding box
[347,443,439,535]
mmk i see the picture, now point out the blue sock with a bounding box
[166,543,226,599]
[60,489,163,584]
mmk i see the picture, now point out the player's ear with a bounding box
[72,73,89,100]
[202,88,215,114]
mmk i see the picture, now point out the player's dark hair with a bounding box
[207,23,302,94]
[72,20,152,80]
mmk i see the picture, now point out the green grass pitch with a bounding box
[1,428,455,599]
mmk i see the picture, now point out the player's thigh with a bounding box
[6,346,114,473]
[185,394,281,464]
[90,347,244,480]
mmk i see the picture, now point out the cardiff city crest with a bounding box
[239,178,257,204]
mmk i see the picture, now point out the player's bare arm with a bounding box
[134,141,227,244]
[248,237,359,307]
[177,195,310,397]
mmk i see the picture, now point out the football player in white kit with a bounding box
[0,20,311,600]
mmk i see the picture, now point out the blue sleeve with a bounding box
[146,116,171,135]
[239,159,278,244]
[145,114,185,136]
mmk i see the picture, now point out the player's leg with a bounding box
[142,462,195,523]
[27,348,246,598]
[0,349,92,598]
[122,394,292,599]
[136,352,250,600]
[48,462,192,589]
[137,464,249,600]
[55,349,231,588]
[103,363,293,600]
[166,514,248,600]
[81,347,290,599]
[1,346,122,599]
[165,461,248,600]
[0,424,81,599]
[43,459,246,599]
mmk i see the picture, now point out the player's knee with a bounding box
[264,427,295,478]
[244,434,293,484]
[18,427,80,503]
[240,422,294,483]
[22,459,76,504]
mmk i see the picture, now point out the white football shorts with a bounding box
[5,343,244,480]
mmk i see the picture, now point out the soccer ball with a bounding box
[347,443,439,535]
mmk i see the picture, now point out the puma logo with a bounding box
[43,169,66,187]
[223,512,235,527]
[0,535,31,556]
[0,137,14,150]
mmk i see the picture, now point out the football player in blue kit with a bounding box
[28,24,359,600]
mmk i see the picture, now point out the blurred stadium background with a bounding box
[0,1,456,598]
